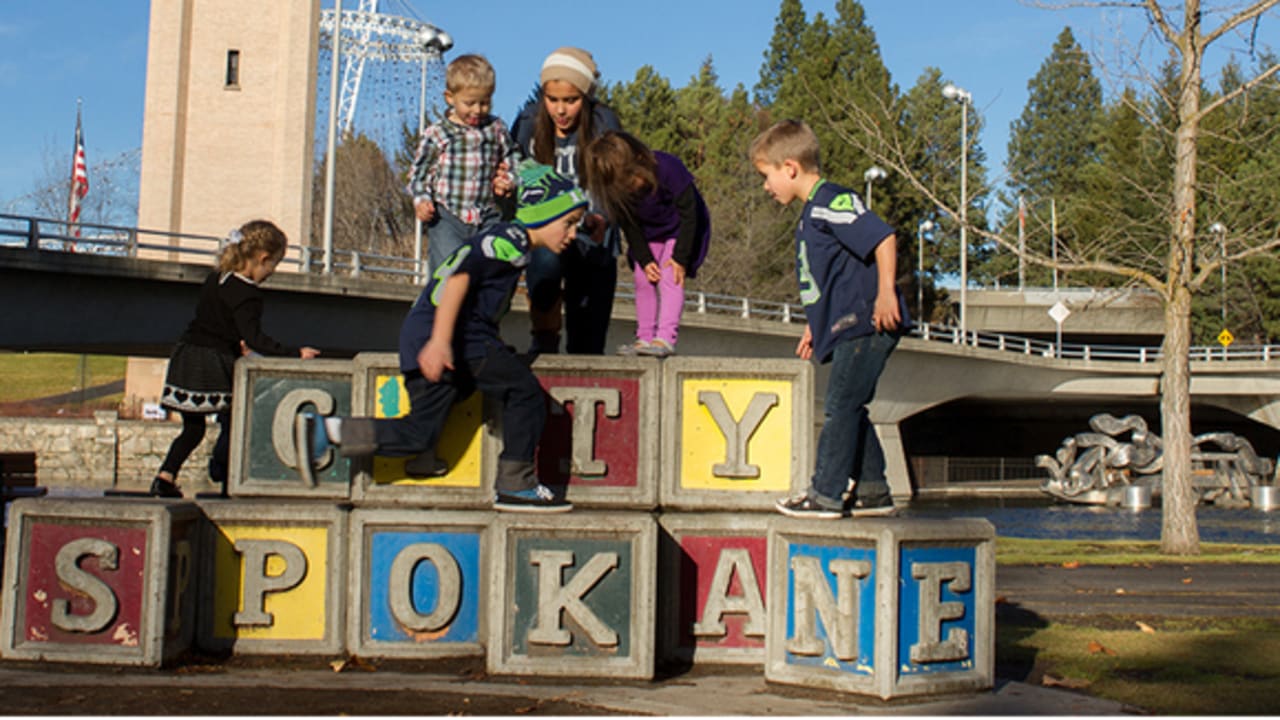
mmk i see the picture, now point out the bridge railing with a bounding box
[4,212,1277,365]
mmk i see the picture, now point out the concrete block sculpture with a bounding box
[657,512,770,665]
[488,512,656,679]
[766,517,996,699]
[197,501,347,655]
[348,353,494,507]
[527,355,661,509]
[227,357,355,499]
[0,498,201,666]
[346,508,490,658]
[660,358,810,511]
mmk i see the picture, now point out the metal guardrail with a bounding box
[4,212,1277,366]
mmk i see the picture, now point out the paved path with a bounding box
[997,563,1280,618]
[0,663,1132,716]
[6,563,1275,715]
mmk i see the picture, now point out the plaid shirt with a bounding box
[407,114,517,226]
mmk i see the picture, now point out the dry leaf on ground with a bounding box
[1062,560,1081,569]
[1135,620,1156,633]
[1088,640,1118,656]
[1043,674,1092,689]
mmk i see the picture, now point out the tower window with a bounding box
[225,50,240,88]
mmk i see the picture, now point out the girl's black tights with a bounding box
[158,409,230,484]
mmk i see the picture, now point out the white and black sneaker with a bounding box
[494,483,572,513]
[849,496,896,517]
[775,494,844,519]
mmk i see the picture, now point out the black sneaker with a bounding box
[404,454,448,478]
[149,477,183,499]
[775,494,844,519]
[850,496,896,517]
[494,484,572,513]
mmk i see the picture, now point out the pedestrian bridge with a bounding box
[4,214,1278,498]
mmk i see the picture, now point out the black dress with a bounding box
[160,271,295,414]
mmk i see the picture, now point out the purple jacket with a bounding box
[621,151,711,277]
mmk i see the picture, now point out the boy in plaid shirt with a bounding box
[408,54,519,273]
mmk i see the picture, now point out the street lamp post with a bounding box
[942,82,971,336]
[1210,222,1227,325]
[863,165,887,209]
[917,219,935,323]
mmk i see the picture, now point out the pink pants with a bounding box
[632,237,684,346]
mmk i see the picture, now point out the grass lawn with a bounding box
[997,537,1279,565]
[0,352,127,403]
[998,615,1280,714]
[996,537,1280,713]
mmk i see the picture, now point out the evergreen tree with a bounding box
[1001,27,1104,288]
[607,66,680,153]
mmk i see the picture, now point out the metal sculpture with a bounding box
[1037,413,1276,506]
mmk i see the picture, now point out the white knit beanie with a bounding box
[540,47,598,95]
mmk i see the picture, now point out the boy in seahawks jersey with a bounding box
[750,120,911,519]
[300,163,587,512]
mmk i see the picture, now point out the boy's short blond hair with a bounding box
[749,119,821,173]
[446,54,495,94]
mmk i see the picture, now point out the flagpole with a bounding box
[68,98,88,248]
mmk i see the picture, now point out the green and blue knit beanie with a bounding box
[514,161,588,228]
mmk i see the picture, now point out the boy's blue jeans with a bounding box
[808,332,898,509]
[426,206,500,274]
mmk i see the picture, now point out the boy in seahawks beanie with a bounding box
[300,162,587,512]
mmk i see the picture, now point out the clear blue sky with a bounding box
[1,1,1275,214]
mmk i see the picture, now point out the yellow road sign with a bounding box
[1218,328,1234,348]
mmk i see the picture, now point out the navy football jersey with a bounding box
[398,223,532,371]
[796,179,911,362]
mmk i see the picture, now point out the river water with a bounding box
[901,498,1280,544]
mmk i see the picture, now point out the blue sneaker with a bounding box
[494,484,572,513]
[295,411,331,464]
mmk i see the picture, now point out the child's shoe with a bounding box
[295,411,331,465]
[636,338,675,357]
[775,493,843,519]
[616,339,651,356]
[404,453,449,478]
[494,483,573,513]
[849,495,896,517]
[149,476,183,498]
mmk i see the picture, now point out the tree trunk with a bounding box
[1160,286,1200,555]
[1160,0,1204,555]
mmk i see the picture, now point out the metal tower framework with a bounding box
[318,0,452,136]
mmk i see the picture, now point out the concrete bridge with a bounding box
[4,215,1278,498]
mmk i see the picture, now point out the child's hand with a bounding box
[583,213,606,244]
[299,346,321,359]
[418,339,454,382]
[666,259,686,287]
[796,325,814,361]
[492,162,514,197]
[872,293,901,332]
[643,261,662,284]
[414,199,436,222]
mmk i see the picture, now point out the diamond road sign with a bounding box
[1048,301,1071,325]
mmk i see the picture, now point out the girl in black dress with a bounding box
[151,220,319,497]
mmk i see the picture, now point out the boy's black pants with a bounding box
[369,344,546,464]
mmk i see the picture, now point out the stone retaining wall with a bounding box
[0,412,219,494]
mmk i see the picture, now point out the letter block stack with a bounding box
[0,498,201,666]
[0,353,995,700]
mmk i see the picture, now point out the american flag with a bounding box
[68,105,89,240]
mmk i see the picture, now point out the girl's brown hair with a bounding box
[217,219,287,273]
[584,131,657,226]
[530,88,601,181]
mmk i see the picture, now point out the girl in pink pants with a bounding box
[586,131,710,357]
